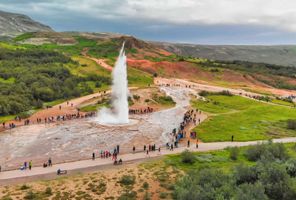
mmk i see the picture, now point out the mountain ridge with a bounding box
[153,42,296,67]
[0,10,53,38]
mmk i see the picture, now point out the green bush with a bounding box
[234,182,268,200]
[245,142,289,162]
[286,159,296,177]
[199,90,233,97]
[24,191,37,200]
[119,175,136,186]
[142,182,149,190]
[20,184,30,190]
[173,169,232,200]
[44,187,52,196]
[118,190,137,200]
[259,163,290,200]
[229,147,239,160]
[133,94,140,101]
[173,144,296,200]
[288,120,296,130]
[245,144,266,161]
[181,150,196,164]
[234,164,258,184]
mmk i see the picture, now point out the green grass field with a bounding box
[271,99,295,107]
[70,56,111,78]
[128,67,153,87]
[192,95,296,142]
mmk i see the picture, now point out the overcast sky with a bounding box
[1,0,296,44]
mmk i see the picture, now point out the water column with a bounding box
[97,43,129,124]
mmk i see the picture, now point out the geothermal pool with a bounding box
[0,87,192,170]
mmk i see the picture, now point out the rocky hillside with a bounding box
[155,42,296,67]
[0,10,53,38]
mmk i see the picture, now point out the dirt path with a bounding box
[81,48,113,71]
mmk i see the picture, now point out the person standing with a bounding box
[117,145,120,154]
[196,139,199,149]
[231,135,234,142]
[187,140,190,148]
[92,152,95,160]
[29,161,32,170]
[133,146,136,153]
[48,158,52,167]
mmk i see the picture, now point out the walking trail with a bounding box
[1,137,296,183]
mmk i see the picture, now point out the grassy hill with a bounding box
[0,31,295,118]
[156,42,296,67]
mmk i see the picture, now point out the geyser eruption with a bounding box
[97,43,129,124]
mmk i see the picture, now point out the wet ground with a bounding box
[0,87,192,170]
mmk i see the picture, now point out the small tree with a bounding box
[181,150,196,164]
[229,147,239,160]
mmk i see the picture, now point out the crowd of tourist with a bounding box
[129,107,154,114]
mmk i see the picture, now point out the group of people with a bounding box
[167,108,200,150]
[92,145,122,165]
[156,82,195,89]
[129,107,154,114]
[4,122,16,129]
[143,144,161,155]
[43,158,53,168]
[20,160,33,170]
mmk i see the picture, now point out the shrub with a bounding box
[234,182,268,200]
[20,184,30,190]
[245,143,266,161]
[119,175,136,186]
[229,147,239,160]
[245,142,289,162]
[181,150,196,164]
[219,90,233,96]
[286,159,296,177]
[24,191,37,200]
[173,169,232,200]
[44,187,52,196]
[118,190,137,200]
[133,94,140,101]
[266,143,289,161]
[234,164,258,184]
[198,90,210,97]
[288,120,296,130]
[259,163,290,200]
[198,90,233,97]
[142,182,149,190]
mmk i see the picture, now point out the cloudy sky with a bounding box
[1,0,296,44]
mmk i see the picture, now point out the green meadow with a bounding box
[192,95,296,142]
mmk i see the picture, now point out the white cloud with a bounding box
[1,0,296,31]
